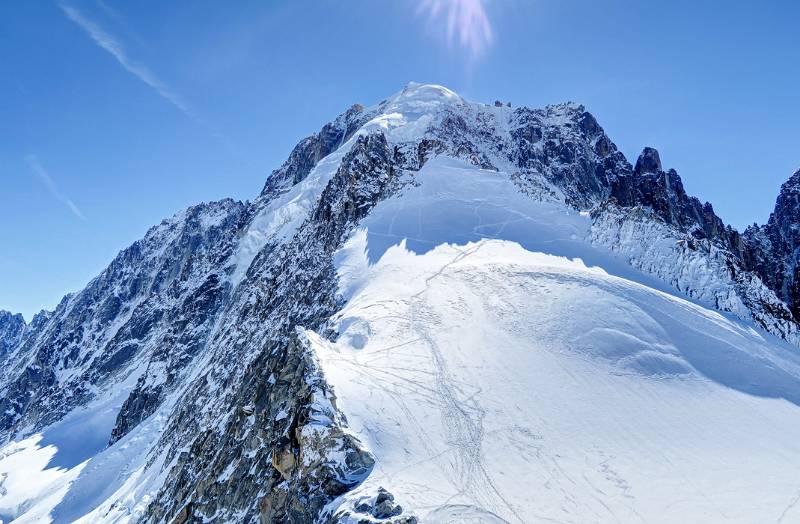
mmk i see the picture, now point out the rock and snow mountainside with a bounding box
[2,83,800,523]
[0,312,25,358]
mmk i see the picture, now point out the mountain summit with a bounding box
[2,84,800,523]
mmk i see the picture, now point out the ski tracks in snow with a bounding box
[408,244,524,524]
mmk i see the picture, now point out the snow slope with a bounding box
[309,158,800,523]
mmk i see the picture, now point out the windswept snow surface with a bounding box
[0,435,85,523]
[0,374,163,524]
[0,388,125,524]
[311,157,800,523]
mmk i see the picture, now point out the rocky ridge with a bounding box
[595,146,800,343]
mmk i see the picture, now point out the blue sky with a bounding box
[1,0,798,319]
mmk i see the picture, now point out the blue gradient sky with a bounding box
[1,0,799,319]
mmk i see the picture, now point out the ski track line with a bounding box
[407,244,526,524]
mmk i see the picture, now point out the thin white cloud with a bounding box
[418,0,494,61]
[60,3,199,122]
[93,0,149,48]
[25,155,86,220]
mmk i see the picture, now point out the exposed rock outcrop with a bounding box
[611,147,742,252]
[743,169,800,320]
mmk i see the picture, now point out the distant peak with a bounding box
[402,81,459,95]
[389,82,463,106]
[782,168,800,189]
[634,147,662,175]
[346,103,364,114]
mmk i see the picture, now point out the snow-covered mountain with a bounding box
[0,312,25,358]
[2,83,800,523]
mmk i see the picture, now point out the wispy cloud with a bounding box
[93,0,148,48]
[59,3,199,122]
[25,155,86,220]
[59,3,239,156]
[418,0,494,62]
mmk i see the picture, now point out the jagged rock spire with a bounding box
[772,168,800,220]
[742,167,800,320]
[634,147,662,175]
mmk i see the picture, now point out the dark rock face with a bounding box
[611,148,743,253]
[507,104,630,208]
[633,146,662,175]
[145,333,375,524]
[743,170,800,319]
